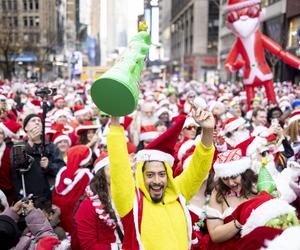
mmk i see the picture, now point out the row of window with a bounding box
[1,0,17,11]
[2,15,39,28]
[23,0,39,11]
[0,32,39,44]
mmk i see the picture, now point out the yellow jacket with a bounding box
[107,125,214,250]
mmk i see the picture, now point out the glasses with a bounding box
[227,6,260,23]
[188,96,195,98]
[101,115,110,118]
[185,126,197,131]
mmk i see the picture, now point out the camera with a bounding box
[12,142,33,172]
[35,87,57,98]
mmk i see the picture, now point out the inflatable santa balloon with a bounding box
[224,0,300,109]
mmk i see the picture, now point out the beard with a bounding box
[149,183,165,203]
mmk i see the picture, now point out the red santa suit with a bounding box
[52,145,93,250]
[224,0,300,109]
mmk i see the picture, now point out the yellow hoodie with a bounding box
[107,125,214,250]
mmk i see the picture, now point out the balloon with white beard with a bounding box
[223,0,300,110]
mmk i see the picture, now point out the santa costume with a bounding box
[52,145,93,250]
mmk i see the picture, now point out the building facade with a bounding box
[168,0,219,82]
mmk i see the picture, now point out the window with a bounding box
[23,16,28,27]
[7,0,11,10]
[2,0,6,11]
[7,16,12,27]
[13,0,16,10]
[35,16,39,26]
[23,0,27,10]
[35,0,38,10]
[29,16,33,26]
[29,0,33,10]
[14,16,17,27]
[2,16,6,28]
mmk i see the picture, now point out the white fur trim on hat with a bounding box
[93,156,109,174]
[0,123,17,138]
[178,140,195,160]
[155,107,170,118]
[288,113,300,126]
[140,131,160,141]
[80,148,92,166]
[224,0,261,12]
[241,199,295,237]
[262,226,300,250]
[183,117,199,129]
[74,108,89,117]
[53,135,71,145]
[224,117,245,133]
[136,149,174,166]
[214,157,251,179]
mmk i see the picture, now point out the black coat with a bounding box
[11,141,65,201]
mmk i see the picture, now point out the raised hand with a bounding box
[192,108,215,130]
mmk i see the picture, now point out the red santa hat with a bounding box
[155,107,171,118]
[53,95,64,103]
[52,132,71,145]
[36,236,61,250]
[139,125,160,142]
[214,148,251,179]
[55,145,93,193]
[53,110,71,122]
[136,114,186,166]
[0,119,22,138]
[92,152,109,174]
[223,116,245,133]
[288,111,300,126]
[224,0,261,12]
[75,120,100,136]
[231,191,295,237]
[73,105,90,117]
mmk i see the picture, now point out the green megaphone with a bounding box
[91,31,151,116]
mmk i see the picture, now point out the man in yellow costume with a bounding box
[107,108,215,250]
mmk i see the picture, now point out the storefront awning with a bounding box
[15,54,37,62]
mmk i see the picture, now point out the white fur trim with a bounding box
[63,178,72,185]
[110,243,119,250]
[0,189,8,209]
[136,149,174,166]
[214,157,251,179]
[288,114,300,126]
[133,189,145,250]
[80,148,92,166]
[178,140,195,160]
[246,136,267,156]
[178,194,192,249]
[74,108,89,117]
[55,167,93,195]
[53,135,71,145]
[0,123,17,138]
[183,117,199,129]
[155,107,170,118]
[93,157,109,174]
[262,226,300,250]
[139,131,160,141]
[224,0,261,12]
[224,117,245,133]
[241,199,295,237]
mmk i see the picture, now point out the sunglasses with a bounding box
[101,115,110,118]
[227,6,260,24]
[185,126,197,131]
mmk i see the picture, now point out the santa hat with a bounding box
[262,226,300,250]
[119,116,133,130]
[73,105,90,117]
[214,148,251,179]
[178,139,195,161]
[139,125,160,142]
[155,107,170,118]
[231,191,295,237]
[52,132,71,145]
[224,0,261,12]
[223,117,245,133]
[53,95,64,103]
[57,145,92,187]
[49,123,73,134]
[53,110,71,122]
[93,153,109,174]
[183,117,199,129]
[75,120,100,136]
[36,236,70,250]
[0,119,22,138]
[288,111,300,126]
[136,114,186,166]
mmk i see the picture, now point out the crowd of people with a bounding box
[0,77,300,249]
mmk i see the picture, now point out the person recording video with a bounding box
[11,113,65,202]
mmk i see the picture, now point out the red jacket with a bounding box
[76,198,119,250]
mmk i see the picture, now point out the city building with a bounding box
[0,0,66,80]
[168,0,219,82]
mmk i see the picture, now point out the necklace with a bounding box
[85,185,116,229]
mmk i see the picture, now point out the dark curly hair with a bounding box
[74,168,118,224]
[215,169,257,204]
